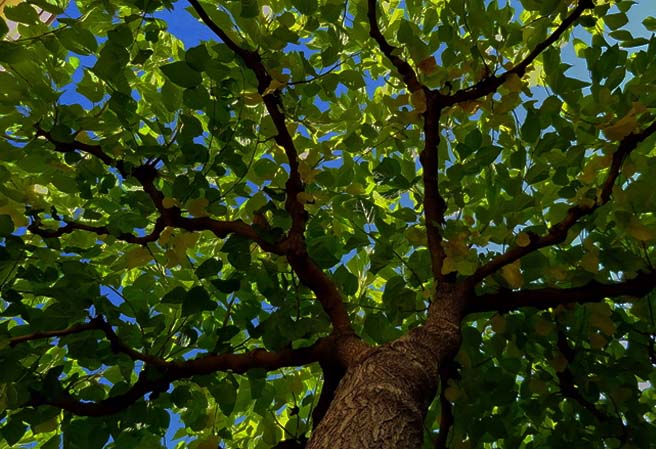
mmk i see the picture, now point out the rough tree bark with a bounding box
[306,285,467,449]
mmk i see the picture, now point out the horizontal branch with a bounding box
[367,0,423,92]
[468,120,656,285]
[443,0,593,106]
[9,318,104,347]
[20,316,330,416]
[35,125,118,169]
[466,270,656,314]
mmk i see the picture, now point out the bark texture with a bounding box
[306,285,465,449]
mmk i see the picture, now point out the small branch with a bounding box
[187,0,306,237]
[434,362,456,449]
[9,318,104,347]
[188,0,353,334]
[555,332,617,425]
[366,0,423,92]
[35,125,118,169]
[28,215,166,245]
[311,362,346,429]
[468,121,656,286]
[467,270,656,314]
[443,0,594,106]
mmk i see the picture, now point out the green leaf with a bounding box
[644,17,656,31]
[196,258,223,279]
[240,0,259,18]
[182,286,216,315]
[210,378,238,416]
[160,61,203,88]
[292,0,317,15]
[4,3,39,24]
[211,277,241,293]
[0,215,14,236]
[185,45,211,71]
[605,13,628,30]
[0,18,8,40]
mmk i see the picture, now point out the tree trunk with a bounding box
[306,285,465,449]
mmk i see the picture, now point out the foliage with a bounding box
[0,0,655,448]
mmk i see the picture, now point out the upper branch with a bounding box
[468,120,656,286]
[466,269,656,314]
[366,0,423,92]
[443,0,594,106]
[367,1,449,279]
[187,0,305,238]
[187,0,353,334]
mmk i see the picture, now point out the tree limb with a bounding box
[443,0,594,106]
[20,316,331,416]
[366,0,422,92]
[434,362,456,449]
[9,318,104,347]
[367,1,449,279]
[421,93,449,280]
[466,270,656,314]
[468,120,656,286]
[187,0,354,334]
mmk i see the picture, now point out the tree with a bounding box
[1,0,655,447]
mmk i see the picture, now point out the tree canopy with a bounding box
[1,0,656,448]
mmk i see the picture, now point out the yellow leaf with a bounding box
[126,246,152,269]
[0,205,27,227]
[441,256,457,274]
[196,436,220,449]
[504,73,523,92]
[187,197,209,217]
[516,232,531,247]
[410,89,427,113]
[242,91,262,105]
[551,354,568,373]
[405,226,426,246]
[298,160,319,183]
[296,192,314,204]
[602,112,638,140]
[589,333,608,350]
[490,314,506,333]
[626,219,656,242]
[162,197,179,208]
[418,56,438,74]
[581,251,599,273]
[444,382,461,402]
[263,79,286,96]
[501,260,523,288]
[159,226,175,245]
[345,182,365,195]
[589,313,615,336]
[33,416,58,434]
[534,318,553,337]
